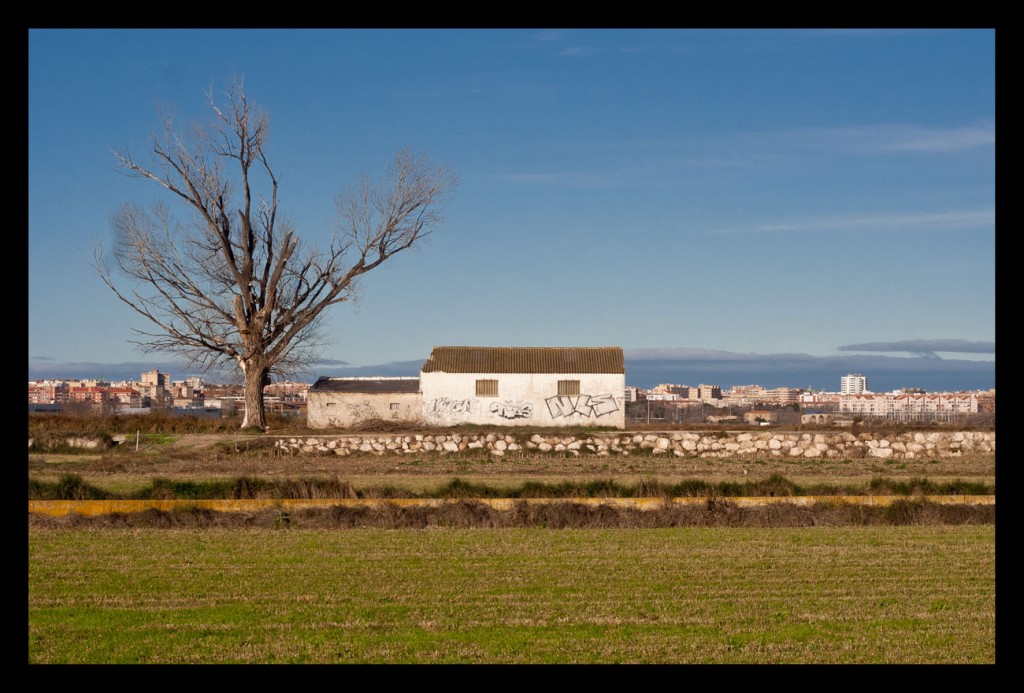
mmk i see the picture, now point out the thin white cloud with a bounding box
[799,123,994,154]
[705,210,994,235]
[588,122,992,173]
[558,46,600,57]
[667,153,783,170]
[631,122,993,164]
[494,171,619,187]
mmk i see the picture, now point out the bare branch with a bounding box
[99,80,456,430]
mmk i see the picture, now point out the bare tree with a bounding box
[96,82,457,430]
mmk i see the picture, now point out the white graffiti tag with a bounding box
[545,393,620,419]
[489,400,534,419]
[429,397,473,415]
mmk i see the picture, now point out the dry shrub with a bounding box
[813,503,876,526]
[348,418,417,433]
[31,500,994,529]
[884,499,926,524]
[704,498,743,523]
[386,504,433,529]
[751,503,817,527]
[647,504,708,528]
[930,503,994,525]
[434,501,500,528]
[130,507,218,528]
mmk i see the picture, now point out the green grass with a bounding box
[29,526,994,663]
[141,432,180,445]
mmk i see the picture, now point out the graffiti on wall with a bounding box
[344,400,376,420]
[545,393,620,419]
[489,400,534,419]
[428,397,473,416]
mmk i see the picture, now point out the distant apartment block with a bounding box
[695,384,722,401]
[66,386,142,409]
[840,373,868,395]
[140,369,169,387]
[976,390,996,413]
[646,392,681,402]
[722,385,766,405]
[137,369,172,407]
[623,386,645,403]
[838,393,978,420]
[65,378,111,390]
[29,370,211,414]
[724,385,800,406]
[800,391,841,405]
[28,381,69,404]
[649,383,690,398]
[264,381,310,401]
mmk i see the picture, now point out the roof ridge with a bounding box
[423,346,625,374]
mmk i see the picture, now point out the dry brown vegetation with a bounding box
[28,498,993,530]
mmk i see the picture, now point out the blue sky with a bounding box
[28,29,995,387]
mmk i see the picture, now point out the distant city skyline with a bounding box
[28,347,995,394]
[29,30,994,378]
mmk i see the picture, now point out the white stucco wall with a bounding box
[420,372,626,428]
[307,391,423,429]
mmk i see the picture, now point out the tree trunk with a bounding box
[240,361,269,431]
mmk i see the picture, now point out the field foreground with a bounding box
[29,525,994,664]
[29,429,996,664]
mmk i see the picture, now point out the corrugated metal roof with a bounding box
[421,347,624,374]
[309,377,420,393]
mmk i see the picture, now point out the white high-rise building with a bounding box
[840,373,868,395]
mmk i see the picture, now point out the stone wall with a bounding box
[275,430,994,459]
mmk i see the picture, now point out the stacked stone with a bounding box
[273,430,993,459]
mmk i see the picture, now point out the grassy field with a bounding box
[28,427,996,664]
[29,525,994,664]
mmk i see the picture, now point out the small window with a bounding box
[558,380,580,396]
[389,403,400,410]
[476,379,498,397]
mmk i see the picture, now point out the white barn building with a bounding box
[420,346,626,429]
[306,346,627,429]
[306,377,421,428]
